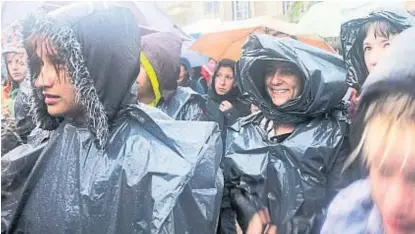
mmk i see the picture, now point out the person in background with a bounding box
[340,8,414,119]
[220,34,353,234]
[206,59,250,144]
[1,43,27,117]
[178,57,205,94]
[322,26,415,234]
[199,57,217,93]
[1,40,37,154]
[137,32,207,121]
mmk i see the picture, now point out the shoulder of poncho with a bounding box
[229,112,262,131]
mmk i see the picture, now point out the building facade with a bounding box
[156,1,317,27]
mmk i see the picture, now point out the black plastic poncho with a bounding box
[220,34,354,234]
[158,86,208,121]
[1,3,223,234]
[340,7,414,92]
[206,63,250,132]
[140,33,207,121]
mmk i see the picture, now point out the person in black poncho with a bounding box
[206,59,250,143]
[1,3,223,233]
[340,8,414,119]
[219,34,355,234]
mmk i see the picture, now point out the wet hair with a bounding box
[357,19,404,45]
[215,59,235,73]
[24,33,69,84]
[356,19,406,72]
[345,93,415,170]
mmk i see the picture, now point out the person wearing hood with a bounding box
[219,34,353,234]
[340,8,414,119]
[1,3,223,233]
[178,57,205,94]
[1,41,27,118]
[137,32,207,121]
[1,37,37,153]
[322,26,415,234]
[206,59,250,139]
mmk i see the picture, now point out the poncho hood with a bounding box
[350,26,415,150]
[237,33,347,124]
[340,7,414,91]
[22,2,141,147]
[140,32,182,106]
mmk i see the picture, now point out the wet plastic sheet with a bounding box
[1,106,223,234]
[158,86,207,121]
[221,34,352,234]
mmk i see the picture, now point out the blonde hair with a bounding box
[344,93,415,170]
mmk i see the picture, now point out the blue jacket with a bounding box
[321,179,383,234]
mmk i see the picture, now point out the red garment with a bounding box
[200,65,212,87]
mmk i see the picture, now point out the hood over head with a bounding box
[2,34,27,86]
[208,58,239,102]
[180,57,193,78]
[237,33,347,124]
[140,32,182,106]
[340,7,414,92]
[351,27,415,149]
[22,2,141,148]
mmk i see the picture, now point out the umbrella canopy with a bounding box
[295,1,406,38]
[1,1,191,40]
[190,16,336,61]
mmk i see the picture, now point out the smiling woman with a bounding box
[263,61,304,107]
[219,34,354,234]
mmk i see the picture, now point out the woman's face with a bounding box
[207,58,217,72]
[369,136,415,234]
[363,26,398,74]
[178,64,187,83]
[6,52,26,83]
[214,66,235,95]
[34,41,79,117]
[265,62,302,106]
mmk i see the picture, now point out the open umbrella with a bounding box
[190,15,336,61]
[1,1,191,40]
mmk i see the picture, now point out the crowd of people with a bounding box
[1,2,414,234]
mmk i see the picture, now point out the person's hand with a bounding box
[246,208,277,234]
[219,101,233,112]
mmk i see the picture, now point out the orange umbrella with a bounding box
[190,26,336,61]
